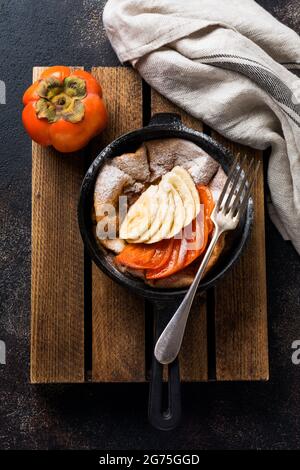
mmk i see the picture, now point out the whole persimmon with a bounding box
[22,66,108,153]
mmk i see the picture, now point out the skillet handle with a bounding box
[148,112,182,128]
[148,300,182,431]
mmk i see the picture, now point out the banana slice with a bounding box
[120,166,199,244]
[172,166,200,216]
[146,187,175,243]
[119,185,158,240]
[168,185,186,238]
[136,184,169,243]
[162,172,195,227]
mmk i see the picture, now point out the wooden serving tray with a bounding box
[31,66,269,383]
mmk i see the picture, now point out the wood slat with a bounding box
[151,90,208,382]
[91,67,145,382]
[212,136,269,380]
[31,67,85,383]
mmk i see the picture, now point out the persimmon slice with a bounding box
[197,185,215,234]
[182,185,214,269]
[150,239,174,269]
[116,244,155,269]
[182,213,207,269]
[146,239,182,279]
[115,239,173,270]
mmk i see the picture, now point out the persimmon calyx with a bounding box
[35,76,87,123]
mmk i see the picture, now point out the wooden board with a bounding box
[31,67,85,383]
[31,66,269,383]
[91,68,145,382]
[212,136,269,380]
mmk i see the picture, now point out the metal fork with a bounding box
[154,155,260,365]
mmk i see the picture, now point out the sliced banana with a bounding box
[172,166,200,216]
[119,166,199,244]
[168,185,185,238]
[146,188,175,243]
[136,184,169,243]
[119,185,158,240]
[162,172,195,227]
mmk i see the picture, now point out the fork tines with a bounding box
[216,154,260,218]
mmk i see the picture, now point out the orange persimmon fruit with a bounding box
[22,66,108,153]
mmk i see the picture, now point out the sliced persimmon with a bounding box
[182,185,213,269]
[150,238,174,269]
[115,244,155,269]
[197,185,215,234]
[115,239,173,270]
[146,239,182,279]
[182,214,208,269]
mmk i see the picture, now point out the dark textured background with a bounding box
[0,0,299,450]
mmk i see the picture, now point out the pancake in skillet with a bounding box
[93,138,228,288]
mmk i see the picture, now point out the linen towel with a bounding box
[103,0,300,253]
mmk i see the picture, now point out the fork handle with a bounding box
[154,227,222,365]
[148,300,182,431]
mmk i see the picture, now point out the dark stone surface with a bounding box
[0,0,299,450]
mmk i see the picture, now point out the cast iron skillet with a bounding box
[78,113,253,431]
